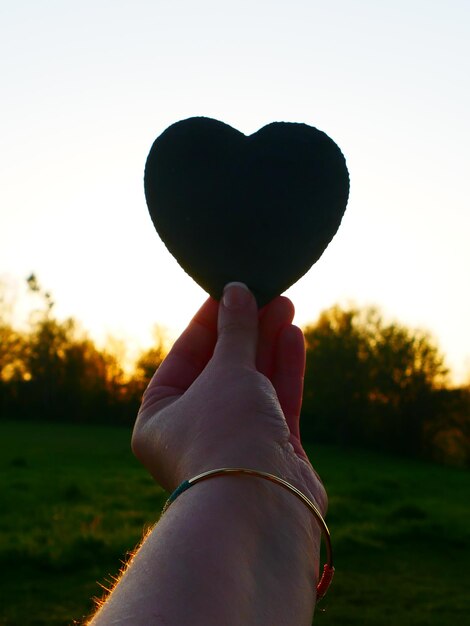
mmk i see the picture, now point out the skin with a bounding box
[88,282,327,626]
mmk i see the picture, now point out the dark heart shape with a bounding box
[144,117,349,307]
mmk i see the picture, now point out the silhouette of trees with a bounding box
[0,275,164,423]
[0,279,29,414]
[132,327,166,395]
[301,305,456,460]
[423,386,470,466]
[1,276,468,465]
[0,323,23,382]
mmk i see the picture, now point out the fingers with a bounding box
[271,324,306,441]
[213,282,258,367]
[139,296,219,413]
[256,296,295,378]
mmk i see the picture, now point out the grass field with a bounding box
[0,419,469,626]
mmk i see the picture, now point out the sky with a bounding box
[1,0,469,383]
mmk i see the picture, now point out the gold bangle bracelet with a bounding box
[162,467,334,602]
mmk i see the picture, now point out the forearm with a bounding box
[90,475,320,626]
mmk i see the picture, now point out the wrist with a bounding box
[172,439,327,517]
[164,468,322,579]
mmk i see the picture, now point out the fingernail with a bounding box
[223,282,252,310]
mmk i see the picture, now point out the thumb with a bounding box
[214,282,258,366]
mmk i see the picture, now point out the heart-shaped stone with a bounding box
[144,117,349,307]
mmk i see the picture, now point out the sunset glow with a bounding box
[1,0,469,382]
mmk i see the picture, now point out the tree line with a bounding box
[0,275,165,426]
[1,275,468,466]
[301,305,469,467]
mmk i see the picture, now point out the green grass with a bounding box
[0,420,469,626]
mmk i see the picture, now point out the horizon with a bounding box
[0,269,463,386]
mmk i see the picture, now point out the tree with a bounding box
[301,306,369,445]
[0,278,29,414]
[302,305,449,456]
[4,274,132,423]
[1,274,166,424]
[423,386,470,467]
[131,327,167,398]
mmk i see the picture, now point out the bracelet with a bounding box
[162,467,335,602]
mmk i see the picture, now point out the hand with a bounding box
[132,282,327,514]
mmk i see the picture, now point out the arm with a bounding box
[89,283,327,626]
[90,476,319,626]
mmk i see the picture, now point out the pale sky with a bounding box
[1,0,469,383]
